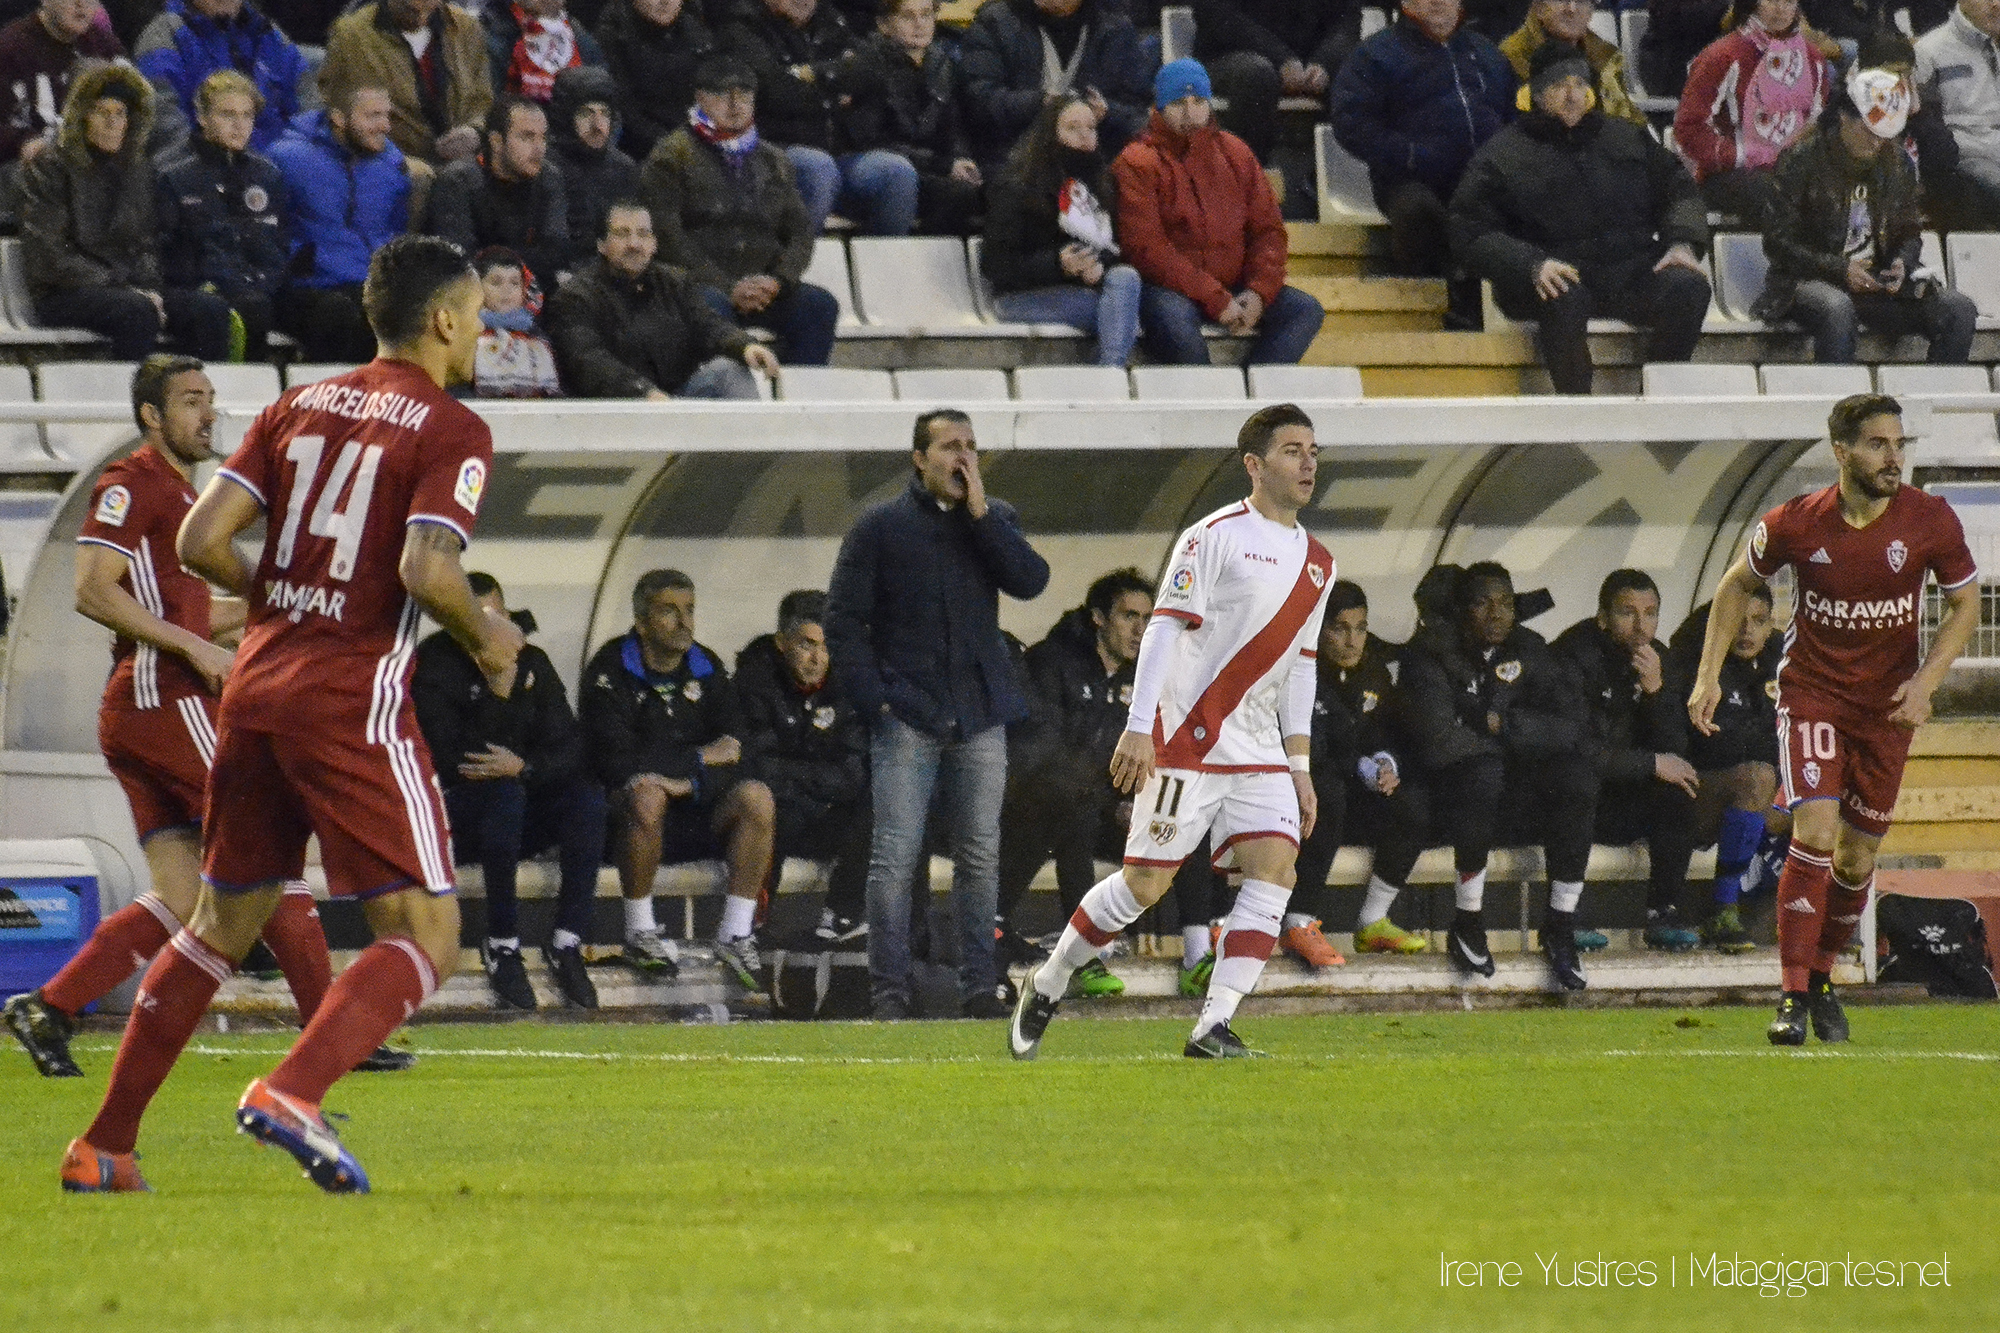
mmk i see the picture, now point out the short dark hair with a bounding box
[130,353,205,431]
[473,245,525,279]
[695,56,757,94]
[1326,578,1367,618]
[1829,393,1902,446]
[877,0,931,16]
[485,93,542,141]
[912,408,972,453]
[777,589,827,635]
[600,198,651,240]
[467,571,502,599]
[1237,403,1314,460]
[1460,560,1513,609]
[631,568,694,618]
[1745,577,1774,610]
[1085,567,1154,618]
[1597,568,1660,614]
[363,234,475,348]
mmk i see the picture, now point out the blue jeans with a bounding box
[1139,281,1325,365]
[1787,279,1978,364]
[676,354,758,399]
[698,282,839,365]
[784,145,919,236]
[864,715,1007,1009]
[445,776,608,943]
[993,264,1141,366]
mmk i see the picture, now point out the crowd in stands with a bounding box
[408,406,1793,1017]
[0,0,1995,390]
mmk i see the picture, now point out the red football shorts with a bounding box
[201,708,457,900]
[1777,701,1915,838]
[100,696,216,840]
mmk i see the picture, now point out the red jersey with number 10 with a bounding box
[1746,483,1977,716]
[215,359,493,732]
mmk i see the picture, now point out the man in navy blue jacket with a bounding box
[826,408,1051,1019]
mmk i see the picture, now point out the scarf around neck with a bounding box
[690,105,760,167]
[508,3,582,102]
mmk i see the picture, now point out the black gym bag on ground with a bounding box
[1876,894,1999,999]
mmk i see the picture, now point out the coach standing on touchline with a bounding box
[826,409,1050,1021]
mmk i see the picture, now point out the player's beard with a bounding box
[1854,468,1901,500]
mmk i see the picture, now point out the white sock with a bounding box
[718,894,756,942]
[551,928,581,951]
[1455,869,1486,913]
[624,896,657,935]
[1359,875,1399,927]
[1282,912,1314,930]
[1033,873,1142,1000]
[485,936,520,953]
[1198,879,1290,1037]
[1181,923,1211,965]
[1549,880,1583,914]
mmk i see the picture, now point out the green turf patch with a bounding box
[4,1006,1994,1332]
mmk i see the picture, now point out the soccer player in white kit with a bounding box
[1009,405,1333,1058]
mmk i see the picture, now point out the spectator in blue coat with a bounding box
[154,71,291,360]
[825,408,1051,1021]
[1330,0,1515,326]
[957,0,1155,178]
[135,0,317,153]
[267,82,433,360]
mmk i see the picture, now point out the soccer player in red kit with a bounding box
[9,357,339,1100]
[59,237,523,1195]
[1690,394,1981,1045]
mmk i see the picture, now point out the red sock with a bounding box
[40,894,178,1017]
[83,930,233,1154]
[268,937,434,1106]
[1815,871,1872,974]
[259,885,332,1025]
[1775,842,1833,992]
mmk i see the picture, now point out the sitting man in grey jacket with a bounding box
[826,409,1051,1020]
[1917,0,2000,227]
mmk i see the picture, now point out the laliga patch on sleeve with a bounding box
[454,458,487,515]
[94,484,131,527]
[1751,520,1768,561]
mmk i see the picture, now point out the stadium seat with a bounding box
[37,360,139,462]
[0,238,105,347]
[1642,362,1758,396]
[1160,5,1194,63]
[1920,229,1944,276]
[1757,364,1874,397]
[283,364,359,388]
[1130,366,1247,400]
[1360,6,1385,37]
[775,367,896,402]
[851,237,1027,334]
[203,363,282,406]
[0,363,47,467]
[1009,365,1132,401]
[1245,365,1364,399]
[1712,233,1770,323]
[1944,232,2000,327]
[892,368,1009,402]
[1315,123,1386,225]
[802,237,863,331]
[1875,365,1997,457]
[965,237,1085,334]
[1588,8,1616,41]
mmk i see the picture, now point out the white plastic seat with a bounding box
[1360,7,1386,37]
[1010,366,1131,401]
[1756,364,1874,397]
[1919,229,1944,277]
[1875,365,1998,457]
[1246,365,1363,399]
[1160,5,1194,63]
[283,363,359,388]
[965,237,1086,335]
[37,360,140,462]
[0,363,46,466]
[1945,232,2000,326]
[1588,9,1617,42]
[1712,233,1770,323]
[851,237,1024,334]
[1315,123,1386,225]
[802,237,862,330]
[1129,366,1247,401]
[1642,363,1759,397]
[0,239,106,345]
[775,367,896,402]
[892,368,1009,402]
[202,363,282,406]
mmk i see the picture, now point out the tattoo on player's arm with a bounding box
[405,520,465,554]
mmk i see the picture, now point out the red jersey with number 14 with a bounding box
[1746,483,1977,716]
[215,359,492,732]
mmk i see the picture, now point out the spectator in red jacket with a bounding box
[1111,59,1322,365]
[1673,0,1833,222]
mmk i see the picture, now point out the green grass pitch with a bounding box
[2,1005,1994,1332]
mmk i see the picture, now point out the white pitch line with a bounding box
[1604,1048,2000,1062]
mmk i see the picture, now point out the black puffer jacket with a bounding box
[579,631,743,793]
[412,633,586,789]
[1665,601,1781,772]
[427,155,571,291]
[545,254,751,396]
[548,64,640,264]
[1400,620,1582,772]
[1019,606,1133,790]
[1756,124,1922,321]
[153,134,290,301]
[837,30,968,176]
[1552,616,1687,788]
[719,0,855,151]
[594,0,715,159]
[979,150,1116,294]
[734,633,869,820]
[957,0,1152,170]
[1450,108,1708,288]
[21,63,162,299]
[1310,633,1404,779]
